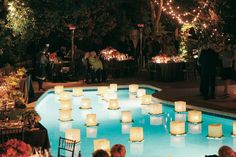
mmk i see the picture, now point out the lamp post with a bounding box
[68,24,76,75]
[137,24,144,70]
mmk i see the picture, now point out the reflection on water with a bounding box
[108,110,120,120]
[59,121,72,132]
[175,113,186,121]
[86,127,97,138]
[122,123,132,134]
[188,123,202,134]
[130,142,143,156]
[170,135,185,147]
[150,116,163,126]
[140,106,149,115]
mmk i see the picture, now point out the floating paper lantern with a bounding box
[150,116,163,126]
[174,101,186,112]
[130,127,144,142]
[141,95,152,105]
[59,92,71,101]
[86,114,98,126]
[129,84,139,93]
[108,99,119,110]
[208,124,223,138]
[121,111,132,123]
[55,86,64,94]
[59,110,72,121]
[65,129,80,143]
[110,84,118,92]
[137,89,146,98]
[94,139,110,152]
[60,99,72,110]
[170,121,185,135]
[122,123,132,134]
[188,123,202,134]
[188,110,202,123]
[86,127,97,138]
[149,104,162,115]
[233,122,236,136]
[81,98,91,109]
[97,86,108,95]
[72,87,83,97]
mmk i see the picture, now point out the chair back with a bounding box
[58,136,76,157]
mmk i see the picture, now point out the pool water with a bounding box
[35,87,236,157]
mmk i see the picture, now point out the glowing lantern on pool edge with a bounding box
[59,110,72,121]
[208,124,223,138]
[55,86,64,94]
[130,127,144,142]
[174,101,186,112]
[110,84,117,92]
[65,129,80,143]
[72,88,83,97]
[108,99,120,110]
[81,98,92,109]
[149,104,162,115]
[94,139,110,152]
[188,110,202,123]
[86,114,98,126]
[129,84,139,93]
[137,89,146,98]
[233,122,236,136]
[59,92,71,101]
[141,95,152,105]
[121,111,132,123]
[170,121,185,135]
[60,99,72,110]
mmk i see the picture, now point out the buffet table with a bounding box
[148,62,185,81]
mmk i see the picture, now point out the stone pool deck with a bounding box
[29,77,236,118]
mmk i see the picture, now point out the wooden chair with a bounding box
[58,136,76,157]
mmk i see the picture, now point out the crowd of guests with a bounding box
[93,144,126,157]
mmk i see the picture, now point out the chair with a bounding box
[0,127,24,144]
[58,136,76,157]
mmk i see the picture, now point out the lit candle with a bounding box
[130,127,144,142]
[129,84,139,93]
[65,129,80,143]
[174,101,186,112]
[170,121,185,135]
[59,110,72,121]
[108,99,120,110]
[110,84,118,92]
[86,114,98,126]
[149,104,162,115]
[81,98,91,109]
[55,85,64,94]
[188,110,202,123]
[86,127,97,138]
[59,99,72,110]
[121,111,132,123]
[233,122,236,136]
[72,87,83,97]
[208,124,223,138]
[137,89,146,98]
[141,95,152,105]
[59,92,71,101]
[94,139,110,152]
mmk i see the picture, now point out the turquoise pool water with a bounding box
[35,87,236,157]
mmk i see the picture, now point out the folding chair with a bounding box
[58,136,76,157]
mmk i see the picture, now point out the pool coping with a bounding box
[35,84,236,120]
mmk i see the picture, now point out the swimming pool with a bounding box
[35,85,236,157]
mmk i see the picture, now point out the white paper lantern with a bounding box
[233,122,236,136]
[86,114,98,126]
[129,84,139,93]
[110,84,118,92]
[108,99,120,110]
[188,123,202,134]
[81,98,92,109]
[59,110,72,121]
[104,89,117,101]
[170,121,185,135]
[149,104,162,115]
[86,127,97,138]
[59,99,72,110]
[94,139,110,152]
[55,86,64,94]
[150,116,163,126]
[174,101,186,112]
[72,87,83,97]
[65,129,80,143]
[130,127,144,142]
[59,92,71,101]
[188,110,202,123]
[137,89,146,98]
[141,95,152,105]
[208,124,223,138]
[121,111,132,123]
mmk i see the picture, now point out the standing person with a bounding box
[82,52,91,83]
[36,44,49,91]
[220,44,235,96]
[199,43,219,100]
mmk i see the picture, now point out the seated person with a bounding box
[93,149,110,157]
[218,145,235,157]
[110,144,126,157]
